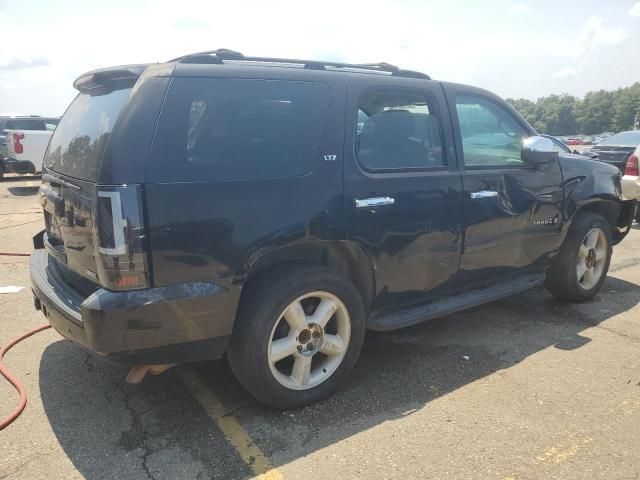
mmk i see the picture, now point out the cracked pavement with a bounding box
[1,175,640,480]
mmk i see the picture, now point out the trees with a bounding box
[506,82,640,135]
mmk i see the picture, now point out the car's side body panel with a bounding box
[144,68,348,339]
[441,82,566,287]
[342,75,465,311]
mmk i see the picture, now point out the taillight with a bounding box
[95,185,149,291]
[13,132,24,154]
[625,154,639,177]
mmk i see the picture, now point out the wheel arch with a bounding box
[570,198,634,245]
[575,199,620,227]
[239,241,376,311]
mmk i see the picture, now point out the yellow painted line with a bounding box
[177,366,285,480]
[535,433,593,465]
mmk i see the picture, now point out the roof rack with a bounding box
[168,49,430,80]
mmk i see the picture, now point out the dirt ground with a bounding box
[1,174,639,480]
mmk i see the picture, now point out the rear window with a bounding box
[5,119,47,130]
[44,88,132,181]
[147,77,330,182]
[598,132,640,147]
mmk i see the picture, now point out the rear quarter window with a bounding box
[147,77,330,183]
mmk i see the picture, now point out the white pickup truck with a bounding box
[0,116,58,180]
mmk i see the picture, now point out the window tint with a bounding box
[44,88,132,181]
[5,119,47,130]
[356,91,444,171]
[148,78,330,182]
[455,95,527,167]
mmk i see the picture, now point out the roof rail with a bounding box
[168,49,431,80]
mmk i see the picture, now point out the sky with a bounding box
[1,0,639,116]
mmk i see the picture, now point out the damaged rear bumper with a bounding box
[30,248,236,366]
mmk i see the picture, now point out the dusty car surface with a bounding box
[30,49,635,409]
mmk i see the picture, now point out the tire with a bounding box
[545,212,612,302]
[227,265,366,409]
[634,204,640,223]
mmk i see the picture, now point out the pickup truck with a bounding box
[0,116,58,179]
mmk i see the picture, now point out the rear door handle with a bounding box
[355,197,395,208]
[470,190,498,199]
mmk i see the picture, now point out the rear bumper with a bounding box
[621,175,640,201]
[30,248,236,366]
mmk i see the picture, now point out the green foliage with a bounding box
[507,82,640,135]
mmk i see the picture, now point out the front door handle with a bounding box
[470,190,498,199]
[355,197,395,208]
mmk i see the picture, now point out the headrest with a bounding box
[363,110,415,147]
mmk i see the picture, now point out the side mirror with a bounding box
[521,136,558,164]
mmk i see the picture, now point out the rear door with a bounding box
[344,77,464,310]
[444,85,564,286]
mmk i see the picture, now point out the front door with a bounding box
[344,79,464,310]
[445,87,564,286]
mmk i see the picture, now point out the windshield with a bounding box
[598,132,640,147]
[44,88,131,181]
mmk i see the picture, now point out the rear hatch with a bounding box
[40,67,151,292]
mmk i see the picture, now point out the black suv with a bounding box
[30,50,635,409]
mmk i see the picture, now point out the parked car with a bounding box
[619,145,640,221]
[29,50,636,409]
[541,135,599,159]
[590,131,640,172]
[0,116,59,179]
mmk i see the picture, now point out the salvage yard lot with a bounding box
[1,175,639,480]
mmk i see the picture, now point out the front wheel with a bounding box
[227,266,365,409]
[545,212,612,302]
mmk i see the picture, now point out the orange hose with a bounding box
[0,324,51,430]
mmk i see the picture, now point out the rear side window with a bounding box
[147,78,330,182]
[44,88,132,181]
[356,90,444,171]
[5,119,47,130]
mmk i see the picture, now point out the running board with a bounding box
[367,273,545,331]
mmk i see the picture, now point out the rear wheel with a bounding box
[227,266,365,409]
[545,212,612,302]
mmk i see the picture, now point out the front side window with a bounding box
[455,95,528,167]
[148,78,330,182]
[355,90,444,171]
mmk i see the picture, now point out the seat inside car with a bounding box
[358,109,424,169]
